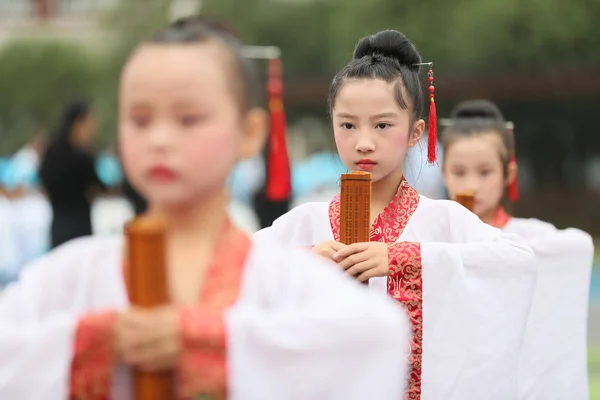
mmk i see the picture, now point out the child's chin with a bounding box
[149,193,193,209]
[473,205,488,219]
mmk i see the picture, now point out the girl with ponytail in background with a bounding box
[442,99,594,400]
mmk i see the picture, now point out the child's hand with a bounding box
[115,305,180,372]
[311,240,347,261]
[333,242,389,282]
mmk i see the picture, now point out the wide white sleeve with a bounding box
[0,237,123,400]
[514,226,594,400]
[0,247,81,399]
[226,245,411,400]
[414,202,538,400]
[252,202,331,248]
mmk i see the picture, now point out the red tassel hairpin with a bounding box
[414,62,437,164]
[507,122,519,202]
[265,57,292,202]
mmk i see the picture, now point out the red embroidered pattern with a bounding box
[178,308,227,400]
[69,311,118,400]
[177,223,251,400]
[388,242,423,400]
[329,178,423,399]
[490,206,511,229]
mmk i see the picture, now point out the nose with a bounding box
[147,122,172,153]
[463,175,480,194]
[355,131,375,154]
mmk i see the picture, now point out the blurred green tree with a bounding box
[1,0,598,153]
[203,0,600,74]
[0,41,97,153]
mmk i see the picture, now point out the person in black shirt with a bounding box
[39,101,105,248]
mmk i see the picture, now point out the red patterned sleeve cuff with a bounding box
[70,311,118,400]
[387,242,422,301]
[178,306,227,399]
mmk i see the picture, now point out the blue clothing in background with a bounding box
[1,148,40,190]
[403,133,446,199]
[0,158,10,187]
[292,152,346,198]
[228,156,266,205]
[96,153,123,187]
[227,152,347,205]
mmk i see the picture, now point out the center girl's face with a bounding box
[443,132,507,217]
[332,79,423,183]
[118,42,265,210]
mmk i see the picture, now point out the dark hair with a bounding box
[53,100,91,144]
[442,99,512,168]
[328,30,424,123]
[144,16,257,110]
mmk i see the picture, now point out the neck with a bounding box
[480,205,500,226]
[371,167,404,213]
[149,190,229,247]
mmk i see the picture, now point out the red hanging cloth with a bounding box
[265,58,291,202]
[507,125,519,202]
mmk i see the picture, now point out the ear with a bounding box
[239,107,268,160]
[506,159,518,186]
[408,119,425,148]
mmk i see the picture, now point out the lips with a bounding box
[356,159,377,171]
[148,165,176,182]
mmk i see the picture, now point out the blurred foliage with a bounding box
[0,0,597,230]
[0,0,599,154]
[204,0,600,74]
[0,0,169,154]
[0,40,98,152]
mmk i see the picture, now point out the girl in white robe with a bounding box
[0,17,412,400]
[441,99,594,400]
[253,30,538,400]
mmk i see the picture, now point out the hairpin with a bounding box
[413,62,436,163]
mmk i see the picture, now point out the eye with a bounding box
[179,115,204,127]
[340,123,355,130]
[452,170,466,177]
[130,116,151,129]
[375,123,391,130]
[480,170,492,177]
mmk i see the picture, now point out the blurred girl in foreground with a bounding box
[0,17,411,400]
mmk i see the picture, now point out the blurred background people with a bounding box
[39,100,106,248]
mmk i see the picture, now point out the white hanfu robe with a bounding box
[253,179,539,400]
[490,208,594,400]
[0,221,411,400]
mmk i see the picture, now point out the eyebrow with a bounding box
[172,100,204,110]
[127,102,152,111]
[450,162,495,169]
[371,112,399,119]
[334,112,399,119]
[334,112,356,119]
